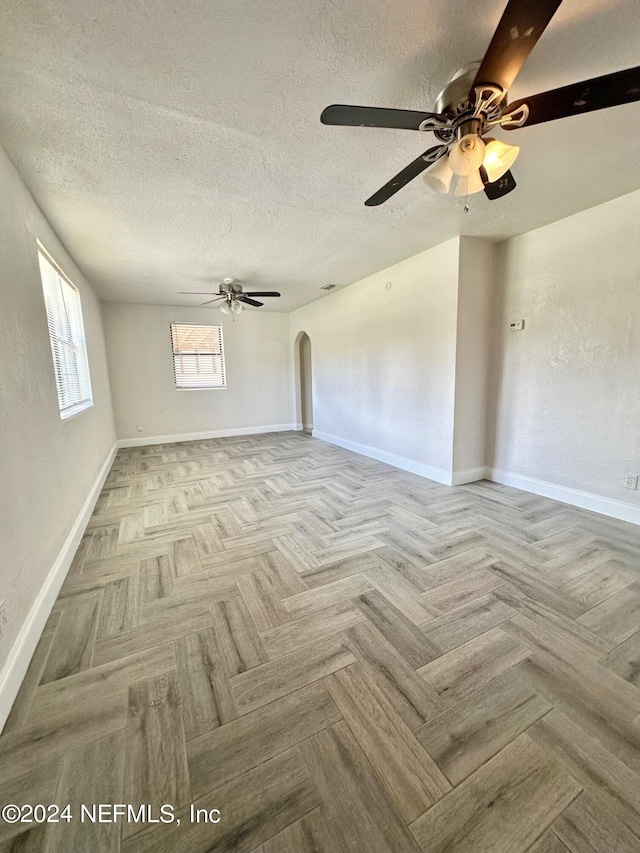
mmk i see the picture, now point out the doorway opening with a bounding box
[295,331,313,434]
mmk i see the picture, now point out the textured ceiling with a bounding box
[1,0,639,312]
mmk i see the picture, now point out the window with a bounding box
[37,245,93,419]
[170,323,226,389]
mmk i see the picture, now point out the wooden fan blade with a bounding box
[364,146,447,206]
[504,65,640,128]
[473,0,563,95]
[238,296,263,307]
[244,292,281,297]
[321,104,445,131]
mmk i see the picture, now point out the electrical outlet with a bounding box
[624,473,639,490]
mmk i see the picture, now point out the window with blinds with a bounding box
[37,245,94,420]
[170,323,226,389]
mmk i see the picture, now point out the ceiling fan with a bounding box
[179,278,281,315]
[321,0,640,206]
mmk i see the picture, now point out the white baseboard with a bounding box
[488,467,640,526]
[118,423,297,448]
[0,442,119,732]
[451,466,490,486]
[307,435,640,525]
[313,430,452,485]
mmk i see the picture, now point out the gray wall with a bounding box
[0,146,116,675]
[488,188,640,504]
[102,302,293,441]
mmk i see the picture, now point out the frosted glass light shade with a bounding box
[483,138,520,182]
[454,170,485,196]
[219,302,231,315]
[230,299,243,314]
[449,134,486,176]
[423,156,454,194]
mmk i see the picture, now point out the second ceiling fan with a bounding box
[321,0,640,206]
[179,278,281,315]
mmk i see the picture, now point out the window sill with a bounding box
[61,400,94,421]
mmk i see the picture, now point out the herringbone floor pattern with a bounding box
[2,432,640,852]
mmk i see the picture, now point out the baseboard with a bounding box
[488,467,640,526]
[451,466,490,486]
[0,442,118,732]
[313,430,452,485]
[118,423,298,448]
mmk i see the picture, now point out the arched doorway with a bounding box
[294,331,313,434]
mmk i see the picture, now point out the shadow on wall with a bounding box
[484,245,507,469]
[294,331,313,432]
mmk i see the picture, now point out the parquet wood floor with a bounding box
[2,431,640,852]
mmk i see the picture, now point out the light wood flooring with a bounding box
[2,432,640,852]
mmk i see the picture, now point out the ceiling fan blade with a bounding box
[243,292,281,297]
[321,104,445,131]
[200,297,225,305]
[364,146,448,206]
[504,65,640,128]
[238,296,264,307]
[472,0,563,96]
[483,170,517,200]
[179,291,217,295]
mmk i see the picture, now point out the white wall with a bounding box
[103,303,293,441]
[453,237,495,478]
[0,147,116,696]
[290,239,461,481]
[488,189,640,506]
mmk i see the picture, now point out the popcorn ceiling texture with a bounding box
[0,0,639,311]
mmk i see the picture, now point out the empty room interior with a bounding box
[2,0,640,851]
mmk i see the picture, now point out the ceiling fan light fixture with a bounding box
[482,138,520,183]
[230,299,243,314]
[423,155,454,194]
[453,170,485,197]
[448,134,486,176]
[219,302,232,315]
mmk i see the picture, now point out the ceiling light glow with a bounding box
[482,138,520,182]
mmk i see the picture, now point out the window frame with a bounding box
[169,322,227,391]
[37,241,94,421]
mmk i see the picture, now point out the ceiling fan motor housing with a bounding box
[432,63,507,142]
[219,278,242,295]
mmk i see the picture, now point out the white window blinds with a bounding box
[37,246,94,420]
[170,323,226,389]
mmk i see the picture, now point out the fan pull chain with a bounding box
[463,191,470,214]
